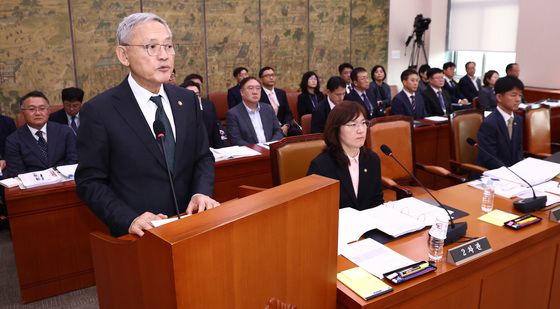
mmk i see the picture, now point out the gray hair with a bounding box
[116,12,172,45]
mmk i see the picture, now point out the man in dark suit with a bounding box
[422,68,453,116]
[458,61,482,102]
[259,66,294,136]
[476,76,525,170]
[391,69,428,119]
[75,13,218,237]
[227,66,248,108]
[5,91,77,178]
[442,62,467,104]
[311,76,346,133]
[0,114,16,165]
[338,62,354,94]
[344,67,383,119]
[49,87,84,135]
[226,77,284,146]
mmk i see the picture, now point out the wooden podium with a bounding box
[90,175,339,308]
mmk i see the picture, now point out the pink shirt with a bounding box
[347,151,360,197]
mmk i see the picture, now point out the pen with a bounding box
[398,262,429,277]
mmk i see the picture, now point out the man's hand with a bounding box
[0,160,6,170]
[128,212,168,237]
[186,194,220,215]
[281,124,289,136]
[459,98,469,105]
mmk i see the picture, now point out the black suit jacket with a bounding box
[422,87,453,116]
[0,115,16,157]
[49,109,69,125]
[391,91,428,119]
[297,92,325,121]
[260,88,293,126]
[310,99,333,133]
[5,121,77,177]
[443,78,464,103]
[226,102,284,146]
[201,98,225,148]
[75,79,214,236]
[458,75,481,102]
[368,82,392,108]
[344,88,383,119]
[477,86,497,112]
[476,111,523,169]
[227,84,242,109]
[307,149,384,211]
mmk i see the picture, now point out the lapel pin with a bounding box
[364,169,368,173]
[178,100,183,106]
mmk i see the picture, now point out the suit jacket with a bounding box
[391,90,428,119]
[477,86,497,112]
[0,115,16,157]
[297,91,325,121]
[260,88,293,126]
[458,75,481,102]
[5,121,77,178]
[307,149,384,211]
[422,87,453,116]
[368,82,392,108]
[443,78,464,102]
[310,99,333,133]
[227,84,242,109]
[75,79,214,236]
[49,109,69,125]
[226,102,284,146]
[476,111,523,170]
[344,88,384,119]
[201,98,225,148]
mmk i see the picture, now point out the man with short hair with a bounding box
[344,67,383,119]
[422,68,453,116]
[505,63,520,78]
[418,64,431,93]
[391,69,428,119]
[442,62,467,104]
[75,13,218,237]
[49,87,84,135]
[311,76,346,133]
[476,76,525,170]
[458,61,481,102]
[227,67,249,108]
[5,91,77,178]
[338,63,354,94]
[226,77,283,146]
[259,66,294,136]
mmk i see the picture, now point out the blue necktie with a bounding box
[150,95,175,170]
[70,116,78,135]
[437,91,446,114]
[362,93,373,116]
[36,131,48,163]
[410,95,416,111]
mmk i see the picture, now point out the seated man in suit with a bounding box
[506,63,527,103]
[259,66,295,136]
[311,76,346,133]
[476,76,525,170]
[422,68,453,116]
[458,61,481,102]
[181,80,226,148]
[418,64,431,93]
[227,66,248,108]
[338,62,354,94]
[391,69,428,119]
[5,91,77,178]
[49,87,84,135]
[226,77,284,146]
[0,113,16,168]
[442,62,468,104]
[344,67,384,119]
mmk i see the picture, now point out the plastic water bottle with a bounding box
[481,179,495,213]
[428,215,448,262]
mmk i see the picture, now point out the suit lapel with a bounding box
[259,105,272,141]
[336,163,358,207]
[21,127,47,166]
[165,85,187,173]
[46,123,59,166]
[241,105,258,143]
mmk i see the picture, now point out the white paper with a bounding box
[424,116,448,122]
[210,146,261,161]
[0,177,22,188]
[517,191,560,207]
[340,238,414,279]
[338,207,379,253]
[56,164,78,179]
[150,214,191,228]
[483,157,560,186]
[542,100,560,107]
[484,111,492,118]
[534,180,560,195]
[18,168,63,188]
[256,140,280,150]
[468,177,531,199]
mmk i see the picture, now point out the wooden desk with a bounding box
[524,87,560,102]
[413,121,452,189]
[336,183,560,308]
[5,147,272,303]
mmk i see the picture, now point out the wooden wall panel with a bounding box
[350,0,389,70]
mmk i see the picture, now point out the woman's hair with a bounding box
[299,71,322,95]
[483,70,499,87]
[370,65,387,82]
[323,101,370,167]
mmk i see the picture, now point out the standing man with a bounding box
[344,67,383,119]
[422,68,453,116]
[338,63,354,94]
[75,13,218,237]
[49,87,84,135]
[259,66,294,136]
[227,66,248,108]
[391,69,428,119]
[458,61,481,102]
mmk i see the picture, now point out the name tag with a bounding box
[447,237,492,266]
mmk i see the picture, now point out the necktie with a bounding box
[310,94,318,109]
[150,95,175,170]
[36,131,48,162]
[410,95,416,112]
[507,117,513,139]
[361,93,373,116]
[70,116,78,135]
[437,91,446,114]
[268,92,279,115]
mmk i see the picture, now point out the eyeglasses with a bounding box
[343,120,369,130]
[22,106,49,113]
[121,43,175,56]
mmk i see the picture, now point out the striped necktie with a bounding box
[35,131,48,162]
[150,95,175,170]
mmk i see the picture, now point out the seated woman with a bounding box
[307,101,383,210]
[297,71,325,122]
[368,65,392,110]
[478,70,499,111]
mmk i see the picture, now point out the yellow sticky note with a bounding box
[478,209,518,226]
[337,267,393,300]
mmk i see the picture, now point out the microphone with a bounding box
[380,144,467,245]
[153,120,181,220]
[466,138,546,213]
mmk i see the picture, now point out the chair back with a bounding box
[367,116,414,180]
[524,104,551,154]
[300,114,312,134]
[472,97,479,110]
[286,91,300,121]
[17,104,64,127]
[270,134,325,185]
[449,109,483,165]
[208,92,228,122]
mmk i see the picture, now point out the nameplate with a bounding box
[447,237,492,266]
[550,206,560,222]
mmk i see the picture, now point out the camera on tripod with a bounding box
[413,14,431,36]
[405,14,432,70]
